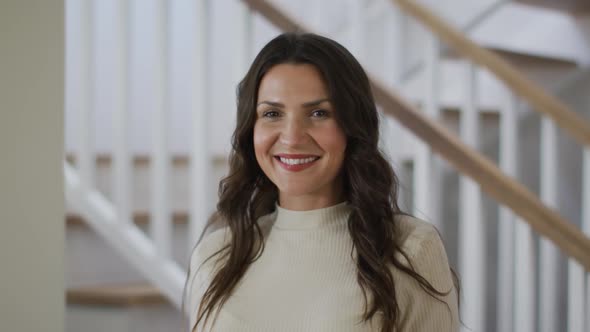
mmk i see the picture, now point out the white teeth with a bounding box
[278,157,318,165]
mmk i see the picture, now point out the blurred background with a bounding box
[4,0,589,331]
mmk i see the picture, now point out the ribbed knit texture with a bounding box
[187,202,459,331]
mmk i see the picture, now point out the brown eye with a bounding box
[263,110,280,118]
[311,109,329,118]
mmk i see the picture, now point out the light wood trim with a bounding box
[66,211,189,227]
[244,0,302,32]
[243,0,590,270]
[67,283,168,306]
[392,0,590,148]
[65,153,228,167]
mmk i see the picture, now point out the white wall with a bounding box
[0,1,65,331]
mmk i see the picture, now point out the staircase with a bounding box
[64,0,590,331]
[64,153,228,331]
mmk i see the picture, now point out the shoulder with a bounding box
[394,214,443,261]
[185,212,275,328]
[391,214,459,331]
[188,210,276,271]
[186,225,230,329]
[189,225,230,274]
[393,214,451,286]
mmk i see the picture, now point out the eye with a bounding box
[311,109,329,118]
[262,110,280,118]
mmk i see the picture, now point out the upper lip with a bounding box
[275,154,320,159]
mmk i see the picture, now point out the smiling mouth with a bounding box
[273,155,321,171]
[274,156,320,165]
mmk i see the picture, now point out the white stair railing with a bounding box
[539,115,559,332]
[64,0,215,310]
[567,147,590,332]
[72,0,95,193]
[420,33,443,229]
[458,62,485,332]
[112,0,132,230]
[388,2,590,332]
[497,89,518,332]
[64,162,186,306]
[151,0,173,260]
[189,0,212,253]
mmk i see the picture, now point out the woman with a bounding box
[184,32,459,332]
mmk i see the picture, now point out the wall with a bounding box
[0,1,65,331]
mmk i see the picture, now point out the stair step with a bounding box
[66,211,189,227]
[67,283,168,307]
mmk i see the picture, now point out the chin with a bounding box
[276,183,322,197]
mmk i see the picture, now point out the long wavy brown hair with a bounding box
[184,32,459,332]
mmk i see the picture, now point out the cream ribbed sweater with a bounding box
[187,202,459,331]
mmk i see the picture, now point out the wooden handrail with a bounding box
[371,79,590,270]
[242,0,590,270]
[392,0,590,148]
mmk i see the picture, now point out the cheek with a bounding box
[314,125,347,161]
[253,123,273,160]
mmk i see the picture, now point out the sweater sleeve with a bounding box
[394,223,459,332]
[185,227,230,331]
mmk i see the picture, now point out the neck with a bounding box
[278,196,344,211]
[273,201,351,230]
[278,180,344,211]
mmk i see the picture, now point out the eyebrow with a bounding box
[256,98,331,108]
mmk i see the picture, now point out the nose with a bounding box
[280,116,309,147]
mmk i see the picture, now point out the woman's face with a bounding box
[253,63,347,210]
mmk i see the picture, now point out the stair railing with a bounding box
[392,0,590,148]
[63,0,203,309]
[391,1,590,332]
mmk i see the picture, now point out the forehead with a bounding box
[257,63,328,102]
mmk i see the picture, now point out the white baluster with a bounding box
[384,5,404,87]
[77,0,95,190]
[376,5,406,190]
[567,246,585,332]
[459,63,485,332]
[582,148,590,332]
[65,0,78,162]
[539,117,559,332]
[189,0,211,247]
[151,0,171,258]
[513,99,536,332]
[233,1,252,87]
[413,33,440,227]
[380,5,404,169]
[497,84,516,332]
[566,122,590,332]
[514,216,536,332]
[113,0,132,226]
[347,0,365,62]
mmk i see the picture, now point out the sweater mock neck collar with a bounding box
[273,201,352,230]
